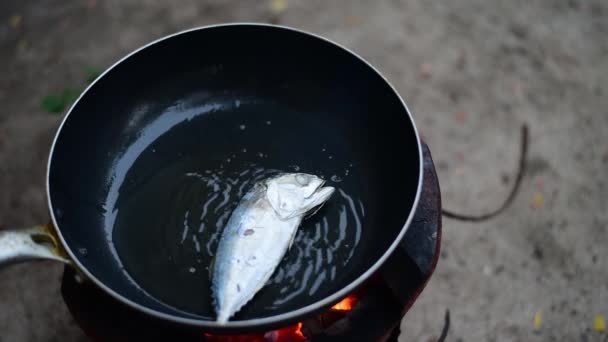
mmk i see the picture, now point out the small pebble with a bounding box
[482,264,492,276]
[513,81,523,97]
[455,111,468,123]
[536,179,544,190]
[533,245,544,260]
[419,63,432,79]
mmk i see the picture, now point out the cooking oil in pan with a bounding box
[110,102,367,319]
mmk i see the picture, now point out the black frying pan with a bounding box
[0,24,422,332]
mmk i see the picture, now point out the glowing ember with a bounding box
[264,322,306,342]
[203,296,359,341]
[204,322,306,342]
[331,295,359,311]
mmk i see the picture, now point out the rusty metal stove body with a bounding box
[60,143,441,342]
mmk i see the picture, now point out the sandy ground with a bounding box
[1,1,607,341]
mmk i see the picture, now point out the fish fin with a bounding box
[288,230,297,250]
[209,257,216,279]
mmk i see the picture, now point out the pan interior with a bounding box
[111,95,369,319]
[48,25,420,322]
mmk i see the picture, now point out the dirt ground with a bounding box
[1,1,606,341]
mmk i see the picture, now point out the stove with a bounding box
[60,143,441,342]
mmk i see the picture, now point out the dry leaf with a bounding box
[270,0,288,15]
[9,14,22,28]
[594,314,606,333]
[532,192,544,209]
[533,311,542,330]
[344,15,363,26]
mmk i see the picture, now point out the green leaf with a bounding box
[40,65,102,114]
[41,95,66,114]
[85,66,103,84]
[40,88,83,114]
[62,88,82,105]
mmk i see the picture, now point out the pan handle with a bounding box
[0,224,69,268]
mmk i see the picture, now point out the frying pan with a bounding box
[0,23,422,332]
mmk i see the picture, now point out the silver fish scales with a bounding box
[211,173,334,324]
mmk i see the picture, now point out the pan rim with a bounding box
[46,22,423,329]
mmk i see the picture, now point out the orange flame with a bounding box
[331,295,359,311]
[294,322,304,338]
[203,296,360,341]
[264,322,306,342]
[204,322,306,342]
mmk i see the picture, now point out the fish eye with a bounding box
[295,174,310,186]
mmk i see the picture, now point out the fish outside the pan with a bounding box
[211,173,335,324]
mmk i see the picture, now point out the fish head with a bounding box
[265,173,335,220]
